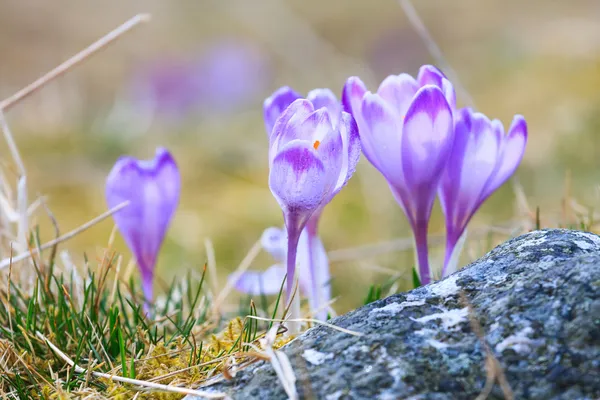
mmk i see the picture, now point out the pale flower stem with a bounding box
[306,230,320,319]
[413,222,431,285]
[285,222,302,334]
[288,286,302,334]
[443,228,468,278]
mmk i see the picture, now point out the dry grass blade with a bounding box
[260,326,298,400]
[0,14,151,112]
[460,292,514,400]
[397,0,475,108]
[36,332,230,399]
[246,315,364,337]
[0,200,130,270]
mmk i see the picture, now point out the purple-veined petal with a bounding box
[106,148,180,302]
[342,76,369,140]
[342,76,367,115]
[401,86,453,193]
[261,226,287,262]
[441,78,457,110]
[307,88,342,127]
[269,140,329,221]
[269,99,315,163]
[417,65,446,88]
[330,111,361,198]
[440,108,501,233]
[417,65,456,110]
[359,92,404,182]
[438,108,472,228]
[264,86,302,137]
[302,109,344,193]
[376,74,420,118]
[482,115,527,199]
[233,264,287,296]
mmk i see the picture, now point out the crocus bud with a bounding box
[343,65,455,284]
[105,148,180,305]
[439,107,527,276]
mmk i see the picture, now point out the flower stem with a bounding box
[141,274,153,315]
[442,228,467,278]
[413,222,431,285]
[285,222,302,334]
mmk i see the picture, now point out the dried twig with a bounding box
[246,315,363,337]
[0,201,130,270]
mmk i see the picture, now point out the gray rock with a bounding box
[187,229,600,400]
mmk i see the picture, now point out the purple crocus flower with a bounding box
[265,87,360,319]
[439,107,527,277]
[128,40,271,121]
[342,65,455,285]
[105,148,180,306]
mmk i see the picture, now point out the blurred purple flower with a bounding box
[233,220,332,320]
[129,40,271,120]
[105,148,180,306]
[265,87,360,318]
[343,65,455,285]
[233,223,331,318]
[439,107,527,277]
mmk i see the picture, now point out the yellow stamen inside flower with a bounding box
[313,140,321,150]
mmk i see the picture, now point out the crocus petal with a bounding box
[359,92,404,182]
[269,99,315,163]
[302,109,344,186]
[307,88,342,127]
[482,115,528,199]
[269,140,329,222]
[342,76,367,115]
[448,113,500,230]
[233,265,287,296]
[342,76,369,139]
[417,65,456,109]
[417,65,446,87]
[261,227,287,262]
[106,148,180,301]
[376,74,420,118]
[264,86,302,137]
[401,86,453,208]
[330,111,361,197]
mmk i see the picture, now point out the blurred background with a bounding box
[1,0,600,313]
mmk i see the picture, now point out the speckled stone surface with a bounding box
[187,229,600,400]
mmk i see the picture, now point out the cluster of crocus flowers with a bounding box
[343,66,527,283]
[105,148,180,310]
[104,63,526,324]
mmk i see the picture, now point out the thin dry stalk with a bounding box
[0,200,129,270]
[0,14,150,112]
[245,315,363,337]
